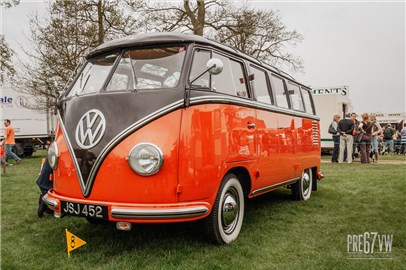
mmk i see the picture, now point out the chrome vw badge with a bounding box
[75,109,106,149]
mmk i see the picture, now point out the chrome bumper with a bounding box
[43,192,209,220]
[42,194,58,208]
[111,206,209,219]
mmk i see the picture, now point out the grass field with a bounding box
[1,151,405,270]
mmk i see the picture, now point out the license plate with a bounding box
[61,201,108,220]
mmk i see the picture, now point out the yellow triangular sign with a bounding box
[66,229,87,257]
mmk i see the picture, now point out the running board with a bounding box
[251,178,300,196]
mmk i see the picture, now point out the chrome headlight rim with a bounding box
[127,142,164,176]
[48,142,59,170]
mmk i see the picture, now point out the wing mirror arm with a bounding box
[189,58,224,85]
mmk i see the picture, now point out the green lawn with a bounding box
[1,151,405,270]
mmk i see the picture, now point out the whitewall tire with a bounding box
[292,168,313,201]
[204,173,245,244]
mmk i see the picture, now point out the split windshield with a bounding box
[68,46,186,96]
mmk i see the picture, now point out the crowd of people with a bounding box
[329,112,406,164]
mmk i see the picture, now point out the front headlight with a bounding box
[48,142,59,169]
[127,143,164,176]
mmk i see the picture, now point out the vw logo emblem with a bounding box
[75,109,106,149]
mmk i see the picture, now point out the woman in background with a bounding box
[358,113,373,163]
[370,115,383,162]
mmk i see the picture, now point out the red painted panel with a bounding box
[53,123,83,198]
[255,110,284,187]
[178,104,257,202]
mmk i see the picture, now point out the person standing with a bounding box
[400,123,406,155]
[3,119,21,165]
[351,112,360,159]
[0,140,6,175]
[36,157,53,217]
[370,115,383,162]
[382,124,395,154]
[358,113,373,163]
[337,113,355,163]
[329,114,341,163]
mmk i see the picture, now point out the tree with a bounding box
[127,0,303,71]
[126,0,222,36]
[0,35,16,85]
[212,6,304,71]
[16,0,303,110]
[14,0,136,110]
[0,0,20,9]
[0,0,19,85]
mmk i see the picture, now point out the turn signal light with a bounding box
[116,222,132,231]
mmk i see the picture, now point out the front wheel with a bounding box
[292,168,313,201]
[204,173,245,244]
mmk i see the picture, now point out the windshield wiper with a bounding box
[77,65,93,95]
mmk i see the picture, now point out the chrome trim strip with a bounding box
[251,177,300,195]
[111,206,209,219]
[42,194,59,208]
[189,95,320,121]
[57,111,87,194]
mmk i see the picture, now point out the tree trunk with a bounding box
[184,0,205,36]
[195,0,205,36]
[97,0,104,44]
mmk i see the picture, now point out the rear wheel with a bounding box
[292,168,313,201]
[204,173,244,244]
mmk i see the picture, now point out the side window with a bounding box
[251,66,272,104]
[288,82,304,111]
[190,49,211,88]
[212,53,248,98]
[301,88,315,114]
[270,75,289,109]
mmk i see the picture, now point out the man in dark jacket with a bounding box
[36,157,53,217]
[337,113,355,163]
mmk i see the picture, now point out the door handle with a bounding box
[247,122,256,129]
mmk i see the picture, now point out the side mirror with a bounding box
[52,81,65,97]
[206,58,223,75]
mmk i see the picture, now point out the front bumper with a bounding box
[43,190,210,222]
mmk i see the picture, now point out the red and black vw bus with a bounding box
[44,33,322,244]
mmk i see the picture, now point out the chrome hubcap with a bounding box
[302,170,311,196]
[222,188,239,234]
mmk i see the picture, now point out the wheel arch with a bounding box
[225,166,252,198]
[311,166,318,191]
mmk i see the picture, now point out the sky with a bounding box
[1,1,405,114]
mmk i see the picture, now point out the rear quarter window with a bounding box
[270,74,289,109]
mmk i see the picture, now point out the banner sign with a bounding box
[312,86,349,96]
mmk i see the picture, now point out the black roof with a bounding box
[87,32,302,87]
[88,32,252,60]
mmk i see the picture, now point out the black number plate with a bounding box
[61,201,108,220]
